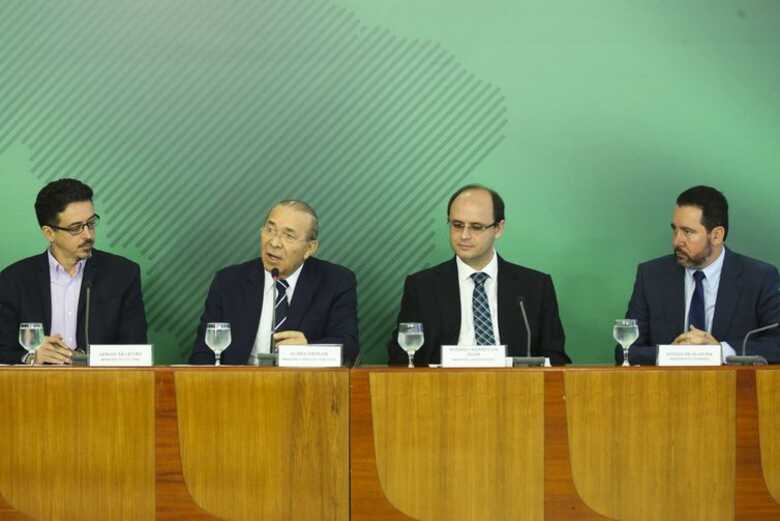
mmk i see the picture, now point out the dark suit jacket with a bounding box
[189,257,359,365]
[0,250,148,364]
[617,248,780,365]
[387,256,570,366]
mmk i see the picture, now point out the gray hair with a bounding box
[265,200,320,240]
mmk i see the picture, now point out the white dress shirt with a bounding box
[456,250,501,345]
[250,263,303,356]
[682,247,736,358]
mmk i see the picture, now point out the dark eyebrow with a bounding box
[62,214,97,227]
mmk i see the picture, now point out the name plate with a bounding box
[89,344,153,367]
[277,344,342,367]
[657,344,722,366]
[441,345,507,368]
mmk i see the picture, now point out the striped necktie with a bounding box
[471,272,496,345]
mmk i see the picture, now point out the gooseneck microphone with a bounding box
[725,322,779,365]
[84,281,92,350]
[270,268,280,353]
[511,297,546,367]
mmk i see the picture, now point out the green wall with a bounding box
[2,1,779,364]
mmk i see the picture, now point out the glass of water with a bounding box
[398,322,424,368]
[613,319,639,367]
[205,322,232,366]
[19,323,45,358]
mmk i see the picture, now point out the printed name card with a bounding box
[277,344,342,367]
[89,345,153,367]
[656,344,722,366]
[441,345,507,368]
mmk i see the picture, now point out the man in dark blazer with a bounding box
[618,186,780,365]
[388,185,570,366]
[189,200,358,365]
[0,179,147,365]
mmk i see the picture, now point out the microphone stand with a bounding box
[511,297,546,367]
[249,268,280,366]
[725,323,778,366]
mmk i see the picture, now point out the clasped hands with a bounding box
[273,330,308,345]
[672,326,719,346]
[30,335,74,365]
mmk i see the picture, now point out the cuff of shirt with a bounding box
[721,342,736,361]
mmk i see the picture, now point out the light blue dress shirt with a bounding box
[682,247,736,358]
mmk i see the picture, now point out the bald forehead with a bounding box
[267,204,316,236]
[451,189,493,211]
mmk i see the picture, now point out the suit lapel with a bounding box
[35,252,53,335]
[245,260,264,342]
[663,259,686,335]
[712,249,741,340]
[496,256,516,345]
[286,260,317,330]
[438,259,461,345]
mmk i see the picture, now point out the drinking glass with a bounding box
[19,323,45,356]
[398,322,424,368]
[205,322,232,366]
[613,319,639,367]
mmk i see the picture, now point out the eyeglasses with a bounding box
[448,220,498,234]
[49,214,100,236]
[261,224,308,244]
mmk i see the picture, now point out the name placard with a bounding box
[657,344,722,366]
[89,345,153,367]
[441,345,507,368]
[277,344,342,367]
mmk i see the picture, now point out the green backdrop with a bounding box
[2,1,779,364]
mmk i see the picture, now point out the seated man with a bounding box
[618,185,780,365]
[190,200,358,365]
[387,184,570,366]
[0,178,148,364]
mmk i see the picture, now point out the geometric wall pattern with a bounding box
[0,0,506,361]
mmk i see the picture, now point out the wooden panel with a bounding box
[542,371,612,521]
[370,369,544,521]
[154,370,220,520]
[174,368,349,521]
[0,368,155,521]
[350,370,416,521]
[735,368,780,519]
[757,368,780,504]
[566,369,735,521]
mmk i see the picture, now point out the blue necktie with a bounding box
[274,279,290,332]
[688,270,706,331]
[471,272,496,345]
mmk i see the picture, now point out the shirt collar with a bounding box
[686,245,725,281]
[47,249,85,279]
[264,261,305,295]
[456,249,498,283]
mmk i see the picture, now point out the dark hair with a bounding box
[676,185,729,239]
[447,184,505,223]
[35,178,94,227]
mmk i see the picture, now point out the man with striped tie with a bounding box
[387,184,571,366]
[189,200,358,365]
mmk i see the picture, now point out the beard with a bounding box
[674,241,713,268]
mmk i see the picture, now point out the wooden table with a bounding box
[0,367,349,521]
[351,367,780,521]
[0,366,778,520]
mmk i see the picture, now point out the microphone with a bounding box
[725,322,778,365]
[270,268,279,353]
[510,297,546,367]
[249,267,281,366]
[72,279,93,366]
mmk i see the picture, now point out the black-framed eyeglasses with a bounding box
[48,214,101,236]
[448,220,498,234]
